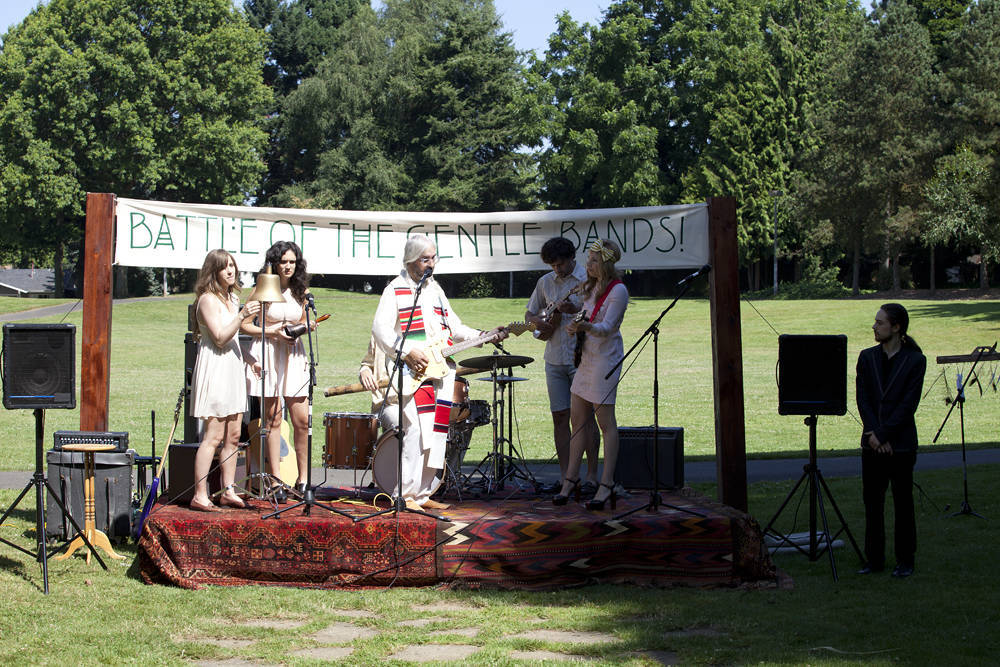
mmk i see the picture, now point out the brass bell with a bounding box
[247,266,284,303]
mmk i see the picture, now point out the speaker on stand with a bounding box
[0,323,107,593]
[763,334,863,581]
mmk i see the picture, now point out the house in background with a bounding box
[0,268,76,298]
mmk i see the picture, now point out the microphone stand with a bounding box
[932,342,994,519]
[610,276,703,519]
[355,271,446,523]
[265,299,352,520]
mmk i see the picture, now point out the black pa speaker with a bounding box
[613,426,684,489]
[2,323,76,410]
[778,334,847,416]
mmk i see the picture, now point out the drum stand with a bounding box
[265,303,352,520]
[467,352,536,495]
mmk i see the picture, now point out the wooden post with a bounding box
[81,193,115,431]
[707,197,748,511]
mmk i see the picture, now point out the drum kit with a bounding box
[322,353,536,499]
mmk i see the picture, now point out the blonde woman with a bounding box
[189,249,260,512]
[555,239,629,510]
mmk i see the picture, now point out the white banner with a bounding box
[115,198,709,274]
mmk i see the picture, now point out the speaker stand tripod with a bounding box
[763,415,863,581]
[0,409,107,594]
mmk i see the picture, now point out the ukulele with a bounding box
[533,284,585,341]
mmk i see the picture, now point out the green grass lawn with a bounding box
[2,291,998,474]
[0,464,996,664]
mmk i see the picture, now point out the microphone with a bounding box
[677,264,711,286]
[304,290,317,314]
[417,266,433,289]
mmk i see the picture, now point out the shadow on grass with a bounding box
[909,301,1000,328]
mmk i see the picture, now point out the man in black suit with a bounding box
[856,303,926,578]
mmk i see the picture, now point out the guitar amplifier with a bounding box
[167,443,223,503]
[613,426,684,490]
[45,449,135,542]
[53,430,129,453]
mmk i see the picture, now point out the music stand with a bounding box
[932,342,996,519]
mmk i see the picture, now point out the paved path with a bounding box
[0,294,187,323]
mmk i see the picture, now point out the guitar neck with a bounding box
[444,331,497,357]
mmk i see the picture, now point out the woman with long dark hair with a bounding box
[242,240,313,499]
[189,249,260,511]
[856,303,926,577]
[555,238,629,511]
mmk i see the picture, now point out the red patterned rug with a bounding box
[138,489,774,590]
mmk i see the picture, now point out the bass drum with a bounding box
[371,429,444,496]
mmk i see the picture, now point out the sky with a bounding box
[0,1,609,55]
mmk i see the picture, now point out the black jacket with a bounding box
[856,344,927,453]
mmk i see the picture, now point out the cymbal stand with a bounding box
[265,302,352,520]
[468,353,535,494]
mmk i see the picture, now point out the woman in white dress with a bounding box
[189,249,260,512]
[242,241,313,500]
[555,239,629,510]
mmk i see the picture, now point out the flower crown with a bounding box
[587,239,617,262]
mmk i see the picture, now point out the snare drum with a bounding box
[323,412,378,468]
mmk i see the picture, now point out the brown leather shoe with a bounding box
[421,498,451,510]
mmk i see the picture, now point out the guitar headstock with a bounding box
[506,321,536,337]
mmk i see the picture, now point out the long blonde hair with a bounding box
[582,238,622,298]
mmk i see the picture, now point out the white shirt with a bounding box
[526,262,587,365]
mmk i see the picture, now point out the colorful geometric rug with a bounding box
[138,489,774,590]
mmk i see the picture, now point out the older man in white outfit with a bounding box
[371,234,507,510]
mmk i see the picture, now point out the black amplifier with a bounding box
[53,430,130,453]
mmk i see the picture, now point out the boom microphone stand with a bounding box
[932,342,995,519]
[612,268,708,520]
[355,268,446,523]
[265,300,350,520]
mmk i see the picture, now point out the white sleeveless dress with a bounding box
[190,293,248,419]
[247,288,309,398]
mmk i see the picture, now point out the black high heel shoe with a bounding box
[585,482,617,511]
[552,478,581,506]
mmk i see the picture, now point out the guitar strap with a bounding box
[393,281,452,467]
[590,279,623,322]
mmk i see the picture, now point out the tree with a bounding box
[938,0,1000,288]
[802,1,938,293]
[244,0,367,202]
[274,0,540,212]
[0,0,271,290]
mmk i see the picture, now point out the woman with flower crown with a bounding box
[553,239,629,511]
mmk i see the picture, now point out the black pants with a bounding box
[861,448,917,568]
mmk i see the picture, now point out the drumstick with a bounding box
[324,366,485,397]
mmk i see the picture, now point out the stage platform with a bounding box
[138,487,775,590]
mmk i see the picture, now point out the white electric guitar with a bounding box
[404,321,534,394]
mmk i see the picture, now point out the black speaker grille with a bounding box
[2,323,76,410]
[778,334,847,416]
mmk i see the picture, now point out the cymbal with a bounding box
[476,376,528,383]
[460,354,534,370]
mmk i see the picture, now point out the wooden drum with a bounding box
[323,412,378,469]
